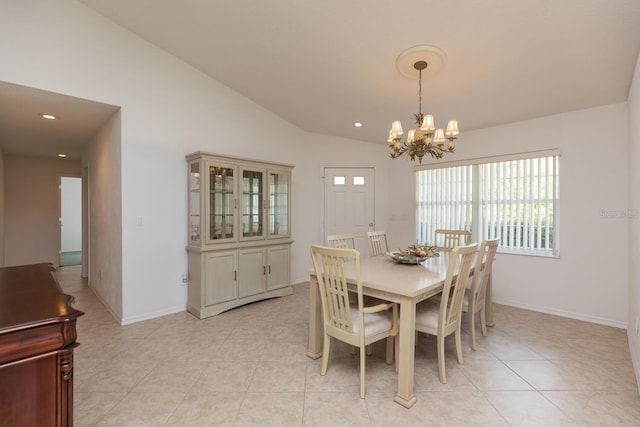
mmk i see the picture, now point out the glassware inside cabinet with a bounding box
[269,171,289,237]
[242,170,264,238]
[209,165,234,240]
[189,162,201,242]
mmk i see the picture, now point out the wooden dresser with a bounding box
[0,263,84,427]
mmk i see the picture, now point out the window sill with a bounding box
[496,247,559,259]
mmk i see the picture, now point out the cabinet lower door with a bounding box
[238,248,266,298]
[204,251,237,306]
[267,245,290,290]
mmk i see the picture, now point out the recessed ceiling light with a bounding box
[353,122,363,128]
[39,113,57,120]
[57,153,67,158]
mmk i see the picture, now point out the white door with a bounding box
[324,167,375,255]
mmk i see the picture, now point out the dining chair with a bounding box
[462,238,499,350]
[434,229,472,249]
[310,245,398,398]
[327,233,357,249]
[366,230,389,256]
[414,242,478,383]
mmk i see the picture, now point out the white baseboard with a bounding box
[121,304,187,325]
[493,297,627,329]
[292,276,309,286]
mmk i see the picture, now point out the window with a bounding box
[334,176,345,185]
[416,151,559,256]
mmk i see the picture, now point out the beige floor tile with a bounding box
[505,360,578,390]
[132,360,208,392]
[76,358,158,393]
[94,392,185,426]
[234,392,305,426]
[165,392,244,426]
[457,359,534,391]
[248,360,307,392]
[74,392,126,427]
[426,390,510,425]
[543,390,640,426]
[191,360,257,393]
[484,390,579,426]
[303,392,371,427]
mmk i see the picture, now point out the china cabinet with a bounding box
[186,152,294,318]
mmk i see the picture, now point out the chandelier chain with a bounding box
[418,68,422,116]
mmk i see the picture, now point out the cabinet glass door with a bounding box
[189,161,201,242]
[241,169,264,238]
[209,165,235,240]
[269,171,290,237]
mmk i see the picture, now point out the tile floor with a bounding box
[57,266,640,426]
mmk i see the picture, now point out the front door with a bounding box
[323,167,375,256]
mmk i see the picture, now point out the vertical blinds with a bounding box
[416,165,473,244]
[416,153,559,255]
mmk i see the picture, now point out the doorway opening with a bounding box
[60,176,82,267]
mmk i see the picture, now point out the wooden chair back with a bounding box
[327,233,357,249]
[434,229,472,249]
[470,238,499,309]
[366,230,389,256]
[439,243,478,334]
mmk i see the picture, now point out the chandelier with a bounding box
[388,48,460,164]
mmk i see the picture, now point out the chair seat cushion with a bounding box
[350,306,393,336]
[415,301,440,329]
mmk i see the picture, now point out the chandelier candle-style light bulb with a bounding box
[420,114,435,132]
[446,120,459,137]
[388,48,460,164]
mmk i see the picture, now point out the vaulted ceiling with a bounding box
[78,0,640,144]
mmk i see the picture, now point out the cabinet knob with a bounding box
[369,222,374,227]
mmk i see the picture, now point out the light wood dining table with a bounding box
[306,251,494,408]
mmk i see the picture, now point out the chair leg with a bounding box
[437,334,447,384]
[321,333,331,375]
[393,333,400,374]
[385,336,393,364]
[469,310,477,351]
[480,307,488,337]
[455,327,464,364]
[359,345,366,398]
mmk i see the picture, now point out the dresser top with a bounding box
[0,263,84,334]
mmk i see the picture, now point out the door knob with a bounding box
[369,222,374,227]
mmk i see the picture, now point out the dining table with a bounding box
[306,250,494,408]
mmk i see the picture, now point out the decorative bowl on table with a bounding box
[386,245,440,265]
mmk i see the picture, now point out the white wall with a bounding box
[83,111,123,320]
[3,155,81,267]
[61,177,81,252]
[627,52,640,389]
